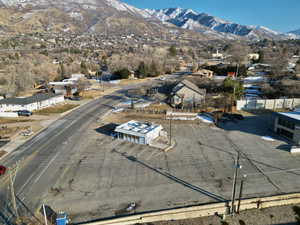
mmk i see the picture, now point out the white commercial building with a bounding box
[0,93,64,112]
[274,112,300,146]
[115,120,163,145]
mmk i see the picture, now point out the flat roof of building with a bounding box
[278,112,300,121]
[115,120,162,137]
[0,93,62,105]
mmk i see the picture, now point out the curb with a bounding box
[164,139,176,152]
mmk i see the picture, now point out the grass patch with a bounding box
[81,87,118,99]
[35,104,79,115]
[145,103,172,111]
[81,90,104,99]
[0,150,7,157]
[0,118,33,124]
[0,126,22,138]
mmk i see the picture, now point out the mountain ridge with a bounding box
[0,0,298,40]
[144,7,297,40]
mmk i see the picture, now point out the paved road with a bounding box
[0,91,129,224]
[0,74,184,224]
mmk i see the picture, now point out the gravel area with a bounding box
[139,204,300,225]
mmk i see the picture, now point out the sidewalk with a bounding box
[0,117,58,161]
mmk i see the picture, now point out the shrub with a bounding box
[113,68,131,80]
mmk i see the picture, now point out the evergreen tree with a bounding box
[113,68,131,80]
[57,63,66,80]
[149,61,159,77]
[223,78,244,100]
[80,61,88,75]
[169,45,177,57]
[136,61,148,78]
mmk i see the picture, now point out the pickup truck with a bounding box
[0,165,7,176]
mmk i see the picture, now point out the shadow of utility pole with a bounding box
[112,149,227,202]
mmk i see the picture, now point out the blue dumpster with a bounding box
[56,212,68,225]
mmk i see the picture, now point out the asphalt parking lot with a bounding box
[45,113,300,223]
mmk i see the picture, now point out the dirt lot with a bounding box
[139,204,300,225]
[44,112,300,223]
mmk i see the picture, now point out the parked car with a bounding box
[70,96,81,101]
[0,165,7,176]
[232,113,244,120]
[126,202,136,212]
[17,110,32,117]
[222,113,235,121]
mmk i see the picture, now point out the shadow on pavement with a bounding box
[276,144,293,152]
[218,114,285,141]
[95,123,118,136]
[217,114,293,152]
[198,140,300,178]
[74,147,228,225]
[272,223,299,225]
[112,149,227,202]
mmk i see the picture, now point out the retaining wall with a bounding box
[83,193,300,225]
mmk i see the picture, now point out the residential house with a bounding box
[0,93,64,112]
[248,53,260,61]
[192,69,214,79]
[212,50,224,60]
[227,72,236,78]
[49,74,85,96]
[170,79,206,108]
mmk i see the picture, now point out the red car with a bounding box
[0,165,7,176]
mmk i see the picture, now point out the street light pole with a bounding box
[230,152,240,215]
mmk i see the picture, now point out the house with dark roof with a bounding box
[0,93,64,112]
[170,79,206,108]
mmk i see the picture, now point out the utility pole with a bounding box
[236,63,239,77]
[230,152,240,215]
[169,112,172,145]
[9,162,19,220]
[42,204,48,225]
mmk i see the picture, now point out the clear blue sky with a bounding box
[122,0,300,32]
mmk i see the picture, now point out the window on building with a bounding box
[278,118,295,130]
[277,128,294,140]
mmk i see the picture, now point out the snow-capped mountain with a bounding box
[0,0,296,40]
[289,28,300,36]
[0,0,163,35]
[146,8,290,40]
[0,0,152,17]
